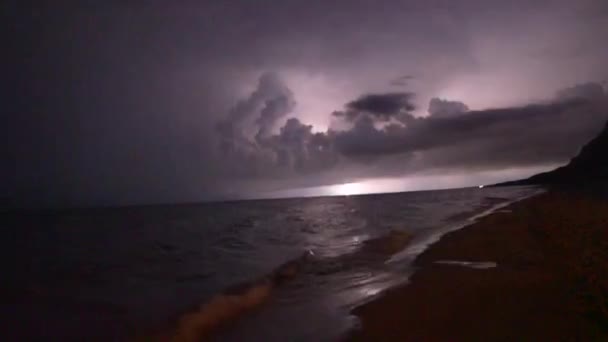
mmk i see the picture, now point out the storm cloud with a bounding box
[4,1,608,206]
[344,93,416,119]
[218,81,608,181]
[217,72,295,154]
[428,98,469,118]
[334,82,608,170]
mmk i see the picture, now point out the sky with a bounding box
[3,0,608,207]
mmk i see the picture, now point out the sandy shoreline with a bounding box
[347,190,608,341]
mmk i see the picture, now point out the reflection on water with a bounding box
[3,186,540,341]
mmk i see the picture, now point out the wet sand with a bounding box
[349,191,608,341]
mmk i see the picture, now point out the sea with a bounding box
[3,186,541,341]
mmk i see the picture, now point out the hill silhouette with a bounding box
[497,121,608,186]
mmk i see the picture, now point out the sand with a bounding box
[348,191,608,341]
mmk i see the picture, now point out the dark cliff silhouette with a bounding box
[497,121,608,186]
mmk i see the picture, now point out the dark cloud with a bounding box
[267,118,338,173]
[555,82,606,101]
[334,84,608,172]
[255,93,296,142]
[428,98,470,117]
[217,72,295,154]
[332,92,416,123]
[216,75,339,178]
[347,92,416,115]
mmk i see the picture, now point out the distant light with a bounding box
[478,185,485,189]
[333,182,366,196]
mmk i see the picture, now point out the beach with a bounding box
[348,190,608,341]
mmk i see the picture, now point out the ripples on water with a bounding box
[3,186,540,341]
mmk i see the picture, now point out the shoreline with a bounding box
[161,191,539,341]
[347,190,608,341]
[387,189,541,266]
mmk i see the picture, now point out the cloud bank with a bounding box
[216,78,608,184]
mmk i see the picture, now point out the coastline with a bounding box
[347,190,608,341]
[386,189,541,266]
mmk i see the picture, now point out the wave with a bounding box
[156,230,413,341]
[152,190,542,341]
[435,260,497,269]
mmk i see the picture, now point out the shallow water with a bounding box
[3,186,540,341]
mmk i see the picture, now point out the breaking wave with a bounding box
[162,231,413,341]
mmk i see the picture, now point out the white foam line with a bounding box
[435,260,497,269]
[387,188,545,264]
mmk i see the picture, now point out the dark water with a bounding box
[3,186,540,341]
